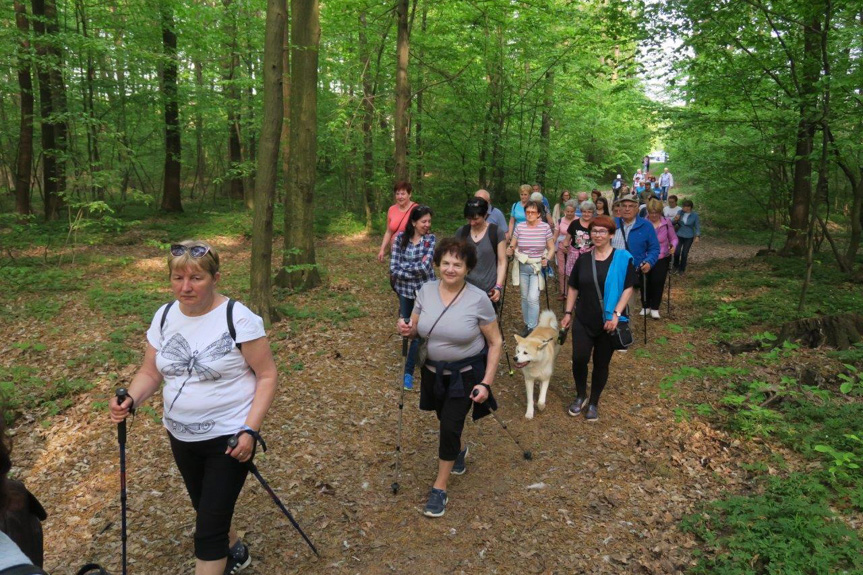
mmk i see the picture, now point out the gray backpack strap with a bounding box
[0,566,49,575]
[227,299,241,350]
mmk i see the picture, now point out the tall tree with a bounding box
[14,0,33,216]
[358,10,374,231]
[31,0,67,220]
[222,0,245,201]
[249,0,287,324]
[536,70,554,187]
[393,0,410,182]
[277,0,321,289]
[160,0,182,212]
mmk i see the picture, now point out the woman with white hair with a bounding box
[530,191,556,232]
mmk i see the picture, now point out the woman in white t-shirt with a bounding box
[109,240,277,575]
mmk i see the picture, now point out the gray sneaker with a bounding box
[585,404,599,422]
[224,540,251,574]
[423,488,448,517]
[567,397,587,417]
[451,445,469,475]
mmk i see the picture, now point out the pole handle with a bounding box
[401,317,410,357]
[116,388,129,444]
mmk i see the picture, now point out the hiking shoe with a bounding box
[650,309,661,319]
[403,373,414,391]
[451,446,469,475]
[585,404,599,422]
[423,488,448,517]
[520,325,531,337]
[567,397,587,417]
[639,308,648,316]
[224,540,251,575]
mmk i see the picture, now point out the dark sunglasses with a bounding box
[170,244,210,258]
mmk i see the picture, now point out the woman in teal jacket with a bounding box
[673,199,700,274]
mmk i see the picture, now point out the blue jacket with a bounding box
[615,216,660,268]
[676,211,701,239]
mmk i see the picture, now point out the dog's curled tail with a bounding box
[537,309,558,331]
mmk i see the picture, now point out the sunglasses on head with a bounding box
[170,244,210,258]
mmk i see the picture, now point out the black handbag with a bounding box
[591,251,633,350]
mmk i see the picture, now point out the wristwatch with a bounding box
[613,310,622,317]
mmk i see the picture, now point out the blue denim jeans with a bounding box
[398,295,419,375]
[518,261,541,330]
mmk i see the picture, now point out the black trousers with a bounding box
[645,256,671,309]
[571,317,616,406]
[169,433,250,561]
[673,237,695,272]
[421,366,477,461]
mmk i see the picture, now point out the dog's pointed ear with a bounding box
[537,340,549,350]
[514,334,523,344]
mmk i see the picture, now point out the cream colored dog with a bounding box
[513,310,561,419]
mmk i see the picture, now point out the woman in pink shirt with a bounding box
[642,199,678,319]
[377,181,417,262]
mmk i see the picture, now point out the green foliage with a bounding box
[837,364,862,395]
[86,284,166,322]
[681,474,863,575]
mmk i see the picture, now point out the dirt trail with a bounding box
[10,235,765,574]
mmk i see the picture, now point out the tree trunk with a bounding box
[393,0,410,182]
[192,59,206,200]
[160,0,183,212]
[14,0,33,216]
[413,6,426,190]
[31,0,67,220]
[76,0,102,200]
[781,16,821,256]
[249,0,286,325]
[359,11,374,231]
[279,6,290,204]
[536,70,553,187]
[222,0,244,202]
[277,0,321,290]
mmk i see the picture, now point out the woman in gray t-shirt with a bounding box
[397,237,502,519]
[456,198,507,309]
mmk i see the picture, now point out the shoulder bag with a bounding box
[591,251,633,350]
[416,282,466,368]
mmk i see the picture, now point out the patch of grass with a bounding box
[682,473,863,575]
[0,367,93,424]
[87,284,167,322]
[0,262,85,294]
[275,290,366,323]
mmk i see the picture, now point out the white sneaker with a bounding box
[639,308,648,316]
[650,309,660,319]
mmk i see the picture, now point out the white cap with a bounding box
[617,174,621,178]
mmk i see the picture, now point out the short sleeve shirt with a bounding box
[414,281,496,362]
[387,203,416,235]
[514,221,553,258]
[459,224,506,293]
[146,299,266,441]
[568,250,636,330]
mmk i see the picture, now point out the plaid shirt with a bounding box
[390,233,436,299]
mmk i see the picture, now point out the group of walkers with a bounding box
[1,169,702,575]
[380,170,702,518]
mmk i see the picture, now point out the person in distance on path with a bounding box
[109,240,278,575]
[658,168,674,202]
[397,238,502,518]
[377,181,417,263]
[673,200,701,275]
[560,216,636,422]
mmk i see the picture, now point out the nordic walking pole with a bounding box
[392,323,409,494]
[498,258,514,376]
[642,270,648,344]
[477,393,532,461]
[667,264,672,318]
[226,435,319,557]
[115,388,131,575]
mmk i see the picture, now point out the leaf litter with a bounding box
[2,235,793,574]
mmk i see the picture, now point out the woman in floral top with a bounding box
[562,200,596,284]
[390,205,436,390]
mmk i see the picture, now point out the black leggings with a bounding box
[169,433,250,561]
[645,256,671,309]
[571,318,616,406]
[420,366,476,461]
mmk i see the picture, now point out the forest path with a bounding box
[11,234,766,574]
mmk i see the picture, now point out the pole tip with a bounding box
[524,451,533,460]
[391,482,399,494]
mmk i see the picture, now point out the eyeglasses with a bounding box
[170,244,210,258]
[590,229,610,236]
[525,210,539,215]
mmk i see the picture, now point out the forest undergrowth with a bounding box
[1,213,862,574]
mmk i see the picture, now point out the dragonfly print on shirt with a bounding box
[161,331,234,413]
